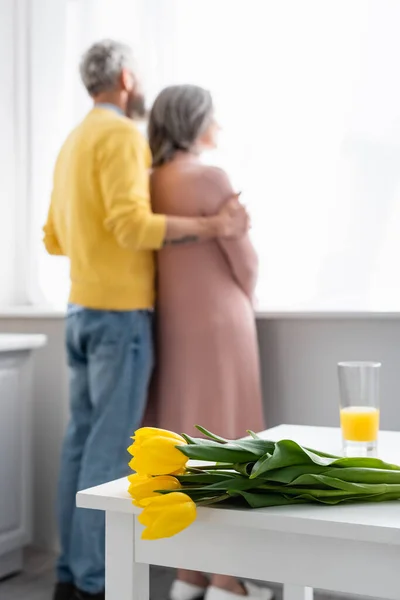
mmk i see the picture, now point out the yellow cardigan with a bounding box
[43,107,166,310]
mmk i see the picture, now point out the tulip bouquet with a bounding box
[127,426,400,540]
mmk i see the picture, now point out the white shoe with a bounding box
[205,582,274,600]
[170,580,207,600]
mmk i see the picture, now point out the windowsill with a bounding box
[1,305,400,320]
[0,305,67,319]
[255,309,400,319]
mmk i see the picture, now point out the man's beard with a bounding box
[126,93,146,120]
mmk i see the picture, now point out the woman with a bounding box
[147,85,270,600]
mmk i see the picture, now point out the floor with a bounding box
[0,548,380,600]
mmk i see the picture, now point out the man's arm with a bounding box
[100,129,248,251]
[43,202,64,255]
[163,195,247,245]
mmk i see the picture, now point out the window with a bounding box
[33,0,400,310]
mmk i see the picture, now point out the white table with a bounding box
[77,425,400,600]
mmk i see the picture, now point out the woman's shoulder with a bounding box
[151,162,233,203]
[186,165,234,213]
[152,162,231,188]
[194,165,233,195]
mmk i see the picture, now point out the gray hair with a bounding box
[80,39,136,97]
[148,85,213,167]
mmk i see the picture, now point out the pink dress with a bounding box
[146,155,264,439]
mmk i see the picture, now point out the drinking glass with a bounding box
[338,361,381,457]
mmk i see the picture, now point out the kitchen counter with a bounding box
[0,333,47,579]
[0,334,47,352]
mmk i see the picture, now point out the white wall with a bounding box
[0,0,18,304]
[258,318,400,430]
[1,316,400,551]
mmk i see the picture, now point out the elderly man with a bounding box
[43,40,248,600]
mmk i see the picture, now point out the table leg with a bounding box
[283,585,313,600]
[105,511,149,600]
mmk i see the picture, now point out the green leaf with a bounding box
[234,440,275,454]
[175,434,400,511]
[178,477,259,495]
[201,477,262,492]
[247,431,261,439]
[251,440,335,479]
[290,491,400,505]
[254,464,400,487]
[349,492,400,504]
[195,426,228,444]
[256,482,368,498]
[230,488,400,508]
[178,440,265,463]
[181,434,211,446]
[293,474,400,496]
[326,467,400,484]
[260,464,329,484]
[160,488,223,502]
[303,447,340,459]
[249,439,395,479]
[329,457,400,471]
[233,462,255,476]
[177,473,235,485]
[234,490,307,508]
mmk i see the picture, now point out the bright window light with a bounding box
[36,0,400,311]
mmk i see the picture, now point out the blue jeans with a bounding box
[57,309,153,594]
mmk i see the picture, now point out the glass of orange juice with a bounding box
[338,361,381,457]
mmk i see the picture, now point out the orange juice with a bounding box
[340,406,379,442]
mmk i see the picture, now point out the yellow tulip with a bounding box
[128,428,185,454]
[133,427,185,444]
[128,428,188,476]
[128,474,181,505]
[138,492,197,540]
[171,468,187,476]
